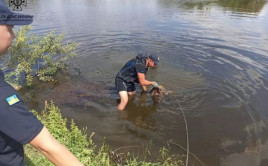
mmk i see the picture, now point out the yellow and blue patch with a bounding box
[6,94,20,106]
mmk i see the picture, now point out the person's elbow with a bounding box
[30,127,61,154]
[29,127,83,166]
[34,138,61,155]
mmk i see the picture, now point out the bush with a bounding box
[5,26,77,87]
[25,101,110,166]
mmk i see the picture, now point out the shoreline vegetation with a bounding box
[3,26,77,88]
[25,101,184,166]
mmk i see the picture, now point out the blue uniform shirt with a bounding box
[0,70,44,166]
[116,54,148,83]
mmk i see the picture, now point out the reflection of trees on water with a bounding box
[158,0,267,13]
[217,0,267,13]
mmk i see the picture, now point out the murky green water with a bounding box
[5,0,268,165]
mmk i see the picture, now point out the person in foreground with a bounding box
[115,53,160,111]
[0,1,83,165]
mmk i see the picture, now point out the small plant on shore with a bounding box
[123,141,184,166]
[25,101,110,166]
[4,26,77,87]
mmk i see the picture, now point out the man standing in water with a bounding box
[115,53,160,111]
[0,1,83,165]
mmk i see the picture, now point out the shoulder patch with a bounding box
[6,94,20,106]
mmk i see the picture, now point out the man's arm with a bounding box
[137,72,154,87]
[30,126,83,166]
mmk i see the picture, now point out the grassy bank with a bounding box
[24,101,184,166]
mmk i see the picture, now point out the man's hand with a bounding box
[142,85,147,91]
[152,81,159,88]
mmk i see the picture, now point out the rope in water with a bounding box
[164,94,206,166]
[176,97,189,166]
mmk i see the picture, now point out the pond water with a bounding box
[7,0,268,165]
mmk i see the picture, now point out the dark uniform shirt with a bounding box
[116,54,148,83]
[0,70,44,166]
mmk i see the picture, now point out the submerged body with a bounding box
[149,85,169,103]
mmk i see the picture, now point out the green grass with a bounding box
[24,101,184,166]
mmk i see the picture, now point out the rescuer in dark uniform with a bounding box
[0,0,83,165]
[115,53,159,111]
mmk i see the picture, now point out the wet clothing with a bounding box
[115,77,136,92]
[0,70,44,166]
[115,54,148,92]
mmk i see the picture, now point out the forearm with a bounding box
[30,127,83,166]
[139,80,153,87]
[38,139,82,166]
[137,72,153,87]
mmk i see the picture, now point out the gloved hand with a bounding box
[152,81,159,88]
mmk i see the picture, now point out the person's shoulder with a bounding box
[0,71,9,86]
[0,80,17,99]
[136,57,146,66]
[0,80,9,87]
[136,53,147,59]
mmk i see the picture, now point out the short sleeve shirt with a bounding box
[116,54,148,83]
[135,60,146,73]
[0,70,44,166]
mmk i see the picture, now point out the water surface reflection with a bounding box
[7,0,268,165]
